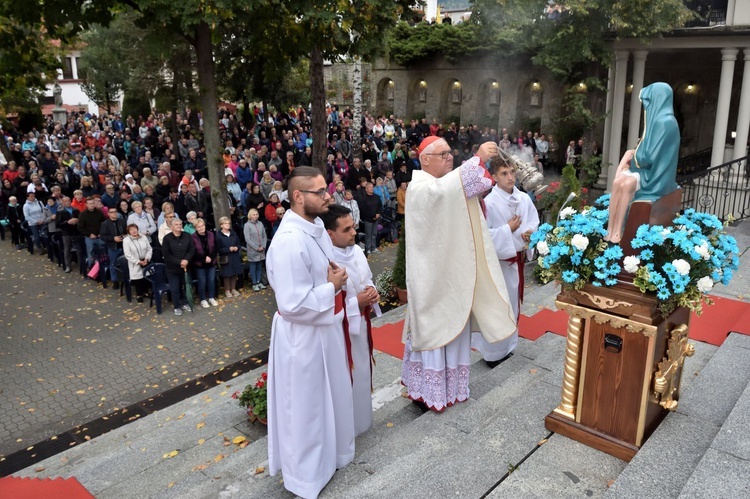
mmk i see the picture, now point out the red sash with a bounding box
[338,290,354,384]
[501,251,525,310]
[362,305,376,392]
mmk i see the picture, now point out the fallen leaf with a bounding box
[168,482,175,488]
[162,450,179,459]
[213,454,225,463]
[192,464,208,471]
[197,439,205,445]
[196,422,205,429]
[386,422,394,428]
[232,436,246,445]
[538,438,548,445]
[254,466,265,475]
[529,369,538,374]
[35,467,45,472]
[239,441,250,449]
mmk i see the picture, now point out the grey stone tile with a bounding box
[677,343,750,426]
[710,381,750,461]
[722,332,750,351]
[680,340,717,393]
[677,448,750,498]
[491,434,625,499]
[606,412,720,499]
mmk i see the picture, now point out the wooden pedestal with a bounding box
[620,188,682,258]
[544,283,694,462]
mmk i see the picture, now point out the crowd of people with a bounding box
[0,103,565,315]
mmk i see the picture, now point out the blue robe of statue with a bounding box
[632,82,680,202]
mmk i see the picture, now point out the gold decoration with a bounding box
[553,315,584,420]
[653,324,694,411]
[555,301,657,337]
[579,291,633,310]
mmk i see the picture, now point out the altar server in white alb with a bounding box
[266,167,355,498]
[322,203,382,436]
[473,154,539,367]
[401,136,517,412]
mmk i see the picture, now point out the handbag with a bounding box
[87,260,100,279]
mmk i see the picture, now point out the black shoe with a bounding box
[112,282,120,290]
[137,296,144,303]
[411,399,430,414]
[485,352,514,369]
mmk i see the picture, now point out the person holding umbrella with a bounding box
[161,217,195,316]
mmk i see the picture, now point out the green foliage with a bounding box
[579,155,602,188]
[374,268,395,299]
[122,93,152,123]
[392,224,406,289]
[538,164,584,217]
[236,372,268,421]
[388,20,516,66]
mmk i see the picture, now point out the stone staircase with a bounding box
[17,319,750,498]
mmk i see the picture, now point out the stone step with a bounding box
[484,335,719,499]
[603,339,720,499]
[675,334,750,499]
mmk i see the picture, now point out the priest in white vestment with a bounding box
[473,155,540,365]
[401,137,517,412]
[266,167,355,499]
[322,203,382,436]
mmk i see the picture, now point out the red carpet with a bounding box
[372,296,750,359]
[690,295,750,346]
[0,476,94,498]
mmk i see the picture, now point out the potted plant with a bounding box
[392,224,407,304]
[233,372,268,424]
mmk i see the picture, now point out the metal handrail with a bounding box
[677,154,750,222]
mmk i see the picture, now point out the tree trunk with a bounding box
[170,59,181,149]
[351,57,363,162]
[242,99,251,128]
[193,22,229,227]
[310,48,327,173]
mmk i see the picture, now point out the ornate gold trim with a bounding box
[555,301,657,337]
[579,291,633,310]
[653,324,694,411]
[553,315,584,420]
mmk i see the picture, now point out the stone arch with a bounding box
[406,78,428,120]
[439,78,463,124]
[477,78,501,129]
[516,79,543,134]
[376,77,395,116]
[673,80,705,154]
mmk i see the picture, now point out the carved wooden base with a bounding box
[545,412,639,462]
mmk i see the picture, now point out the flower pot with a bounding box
[247,409,267,425]
[396,287,408,305]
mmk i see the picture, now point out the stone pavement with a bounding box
[0,237,398,462]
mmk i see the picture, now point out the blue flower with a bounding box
[604,246,623,261]
[657,288,670,300]
[562,270,580,283]
[673,283,686,294]
[596,194,611,207]
[592,281,603,287]
[640,249,654,260]
[605,278,618,286]
[594,256,608,269]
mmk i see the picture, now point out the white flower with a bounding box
[623,256,641,273]
[570,234,589,251]
[673,259,691,276]
[661,228,672,238]
[697,276,714,293]
[695,243,711,261]
[536,240,550,256]
[559,207,576,220]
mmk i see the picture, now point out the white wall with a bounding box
[732,0,750,26]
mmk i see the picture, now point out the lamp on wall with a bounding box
[686,82,695,94]
[532,80,541,90]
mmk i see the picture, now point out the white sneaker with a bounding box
[252,284,260,292]
[208,298,219,306]
[174,308,183,316]
[258,283,267,289]
[231,289,240,297]
[182,304,192,312]
[226,291,233,298]
[200,300,210,309]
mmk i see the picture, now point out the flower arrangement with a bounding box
[374,268,395,299]
[623,209,740,317]
[233,372,268,422]
[530,194,740,317]
[531,194,621,289]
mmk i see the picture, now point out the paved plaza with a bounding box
[0,239,398,461]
